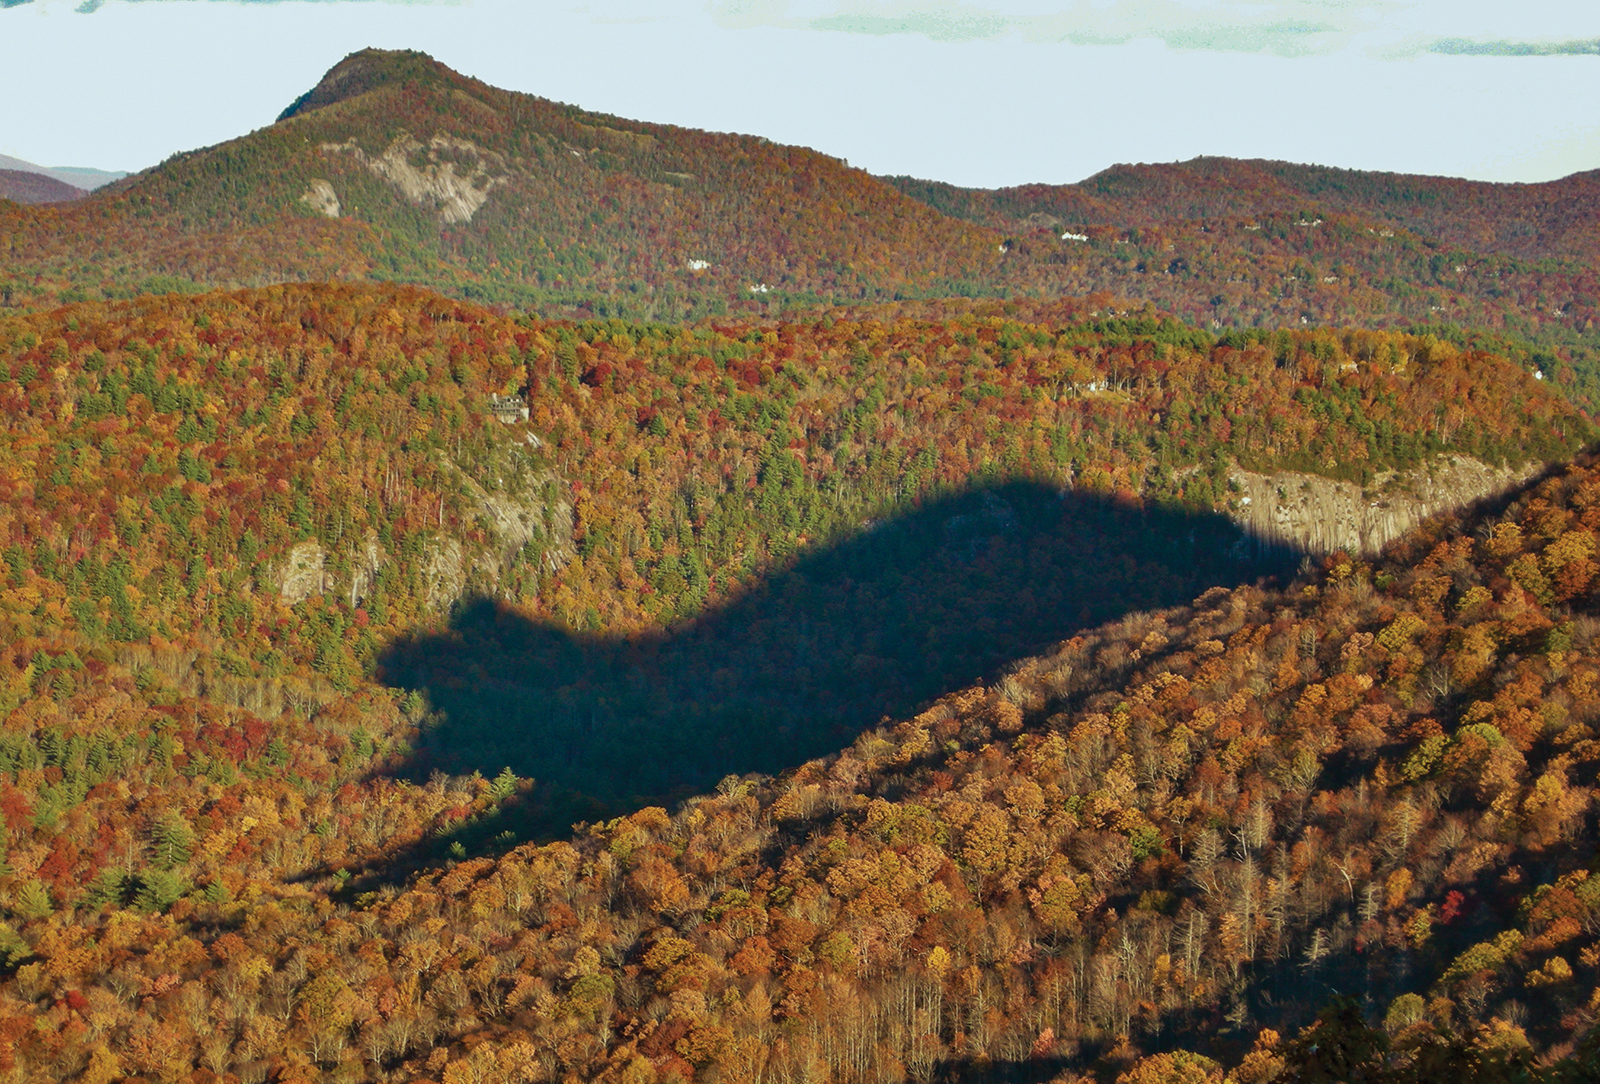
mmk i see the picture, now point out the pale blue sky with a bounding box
[1,0,1596,188]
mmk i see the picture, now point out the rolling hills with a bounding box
[2,48,1598,408]
[886,160,1600,406]
[0,153,123,195]
[889,157,1600,263]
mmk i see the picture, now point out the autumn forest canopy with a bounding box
[0,45,1599,1084]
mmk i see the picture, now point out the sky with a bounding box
[1,0,1596,189]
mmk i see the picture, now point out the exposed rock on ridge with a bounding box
[320,135,505,223]
[1228,455,1540,555]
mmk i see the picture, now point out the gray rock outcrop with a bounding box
[269,435,572,612]
[320,134,505,223]
[1227,455,1539,555]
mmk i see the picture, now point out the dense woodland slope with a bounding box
[0,284,1594,1080]
[2,49,1599,407]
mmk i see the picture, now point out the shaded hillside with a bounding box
[3,414,1600,1081]
[2,284,1574,681]
[0,168,83,206]
[0,282,1576,915]
[380,484,1288,840]
[383,454,1600,1084]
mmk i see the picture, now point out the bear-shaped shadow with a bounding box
[375,481,1296,853]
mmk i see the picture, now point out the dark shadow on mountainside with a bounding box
[371,481,1300,864]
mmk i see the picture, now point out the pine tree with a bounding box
[149,811,194,869]
[11,880,51,922]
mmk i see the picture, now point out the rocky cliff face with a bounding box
[318,135,507,224]
[272,434,573,611]
[1228,455,1540,556]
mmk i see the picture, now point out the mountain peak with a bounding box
[276,48,458,122]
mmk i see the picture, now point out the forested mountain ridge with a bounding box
[3,49,1599,408]
[1,48,1003,319]
[0,284,1577,674]
[891,157,1600,263]
[350,454,1600,1083]
[885,161,1600,407]
[3,46,1600,1081]
[0,283,1599,1079]
[364,452,1600,1083]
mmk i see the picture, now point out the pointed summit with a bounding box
[277,48,460,122]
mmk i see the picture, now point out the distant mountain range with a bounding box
[1,48,1596,402]
[0,168,83,205]
[0,151,125,196]
[889,155,1600,264]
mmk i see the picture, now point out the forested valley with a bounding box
[0,281,1592,1081]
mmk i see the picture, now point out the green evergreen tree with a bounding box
[133,869,189,913]
[149,811,194,869]
[11,880,51,922]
